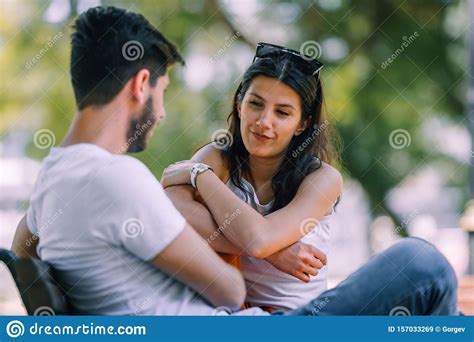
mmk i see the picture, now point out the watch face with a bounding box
[196,164,207,172]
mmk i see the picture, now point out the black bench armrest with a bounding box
[0,248,72,315]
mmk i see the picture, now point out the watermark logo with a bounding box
[33,128,56,150]
[389,306,411,316]
[299,40,322,61]
[299,218,321,238]
[33,306,56,316]
[211,306,233,315]
[6,320,25,338]
[122,40,144,61]
[122,218,144,238]
[211,129,233,150]
[389,129,411,149]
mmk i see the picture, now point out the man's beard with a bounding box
[126,97,156,153]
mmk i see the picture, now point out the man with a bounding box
[11,6,458,316]
[11,6,247,315]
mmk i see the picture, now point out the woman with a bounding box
[162,42,343,312]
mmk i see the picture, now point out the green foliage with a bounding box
[0,0,468,221]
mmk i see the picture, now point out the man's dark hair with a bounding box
[70,6,184,110]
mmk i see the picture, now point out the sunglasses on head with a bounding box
[252,42,324,77]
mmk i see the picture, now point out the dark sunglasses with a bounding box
[252,42,324,77]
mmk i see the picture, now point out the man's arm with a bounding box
[165,185,248,255]
[151,222,246,310]
[162,145,339,258]
[165,185,325,282]
[194,165,342,258]
[11,214,39,258]
[163,144,328,281]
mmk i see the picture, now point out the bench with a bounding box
[0,248,72,315]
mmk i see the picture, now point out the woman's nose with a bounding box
[256,110,272,128]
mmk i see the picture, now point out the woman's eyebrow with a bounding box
[248,92,265,101]
[276,103,296,109]
[248,92,296,109]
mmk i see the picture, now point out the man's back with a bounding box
[26,143,216,315]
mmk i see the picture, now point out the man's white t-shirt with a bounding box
[26,143,265,315]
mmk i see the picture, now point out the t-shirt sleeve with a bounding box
[26,205,37,235]
[95,157,186,261]
[120,182,187,261]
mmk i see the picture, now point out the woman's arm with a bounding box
[164,146,250,255]
[194,166,342,258]
[162,144,342,259]
[165,183,325,282]
[151,222,246,310]
[165,185,247,255]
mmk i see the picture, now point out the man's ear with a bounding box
[295,115,312,136]
[131,69,150,105]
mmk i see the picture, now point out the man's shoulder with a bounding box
[94,155,161,193]
[104,154,151,174]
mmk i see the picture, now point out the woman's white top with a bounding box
[226,177,333,311]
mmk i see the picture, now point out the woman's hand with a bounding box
[265,242,327,283]
[161,160,195,188]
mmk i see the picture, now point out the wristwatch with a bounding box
[190,163,213,188]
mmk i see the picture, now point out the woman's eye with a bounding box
[249,100,262,107]
[277,110,289,116]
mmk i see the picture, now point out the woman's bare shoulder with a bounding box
[191,143,230,182]
[304,161,343,194]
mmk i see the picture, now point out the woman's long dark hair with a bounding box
[221,55,341,213]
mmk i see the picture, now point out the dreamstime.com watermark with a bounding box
[206,209,242,246]
[292,120,330,158]
[393,211,418,237]
[115,119,153,154]
[377,210,418,246]
[25,32,64,69]
[311,297,330,315]
[5,321,146,338]
[25,209,64,247]
[381,32,420,69]
[209,32,242,63]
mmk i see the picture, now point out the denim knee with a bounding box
[396,237,457,292]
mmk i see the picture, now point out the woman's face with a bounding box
[239,76,308,158]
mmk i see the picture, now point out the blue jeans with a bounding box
[283,238,459,315]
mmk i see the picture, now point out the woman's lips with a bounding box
[251,131,272,141]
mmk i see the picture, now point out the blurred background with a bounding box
[1,0,473,314]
